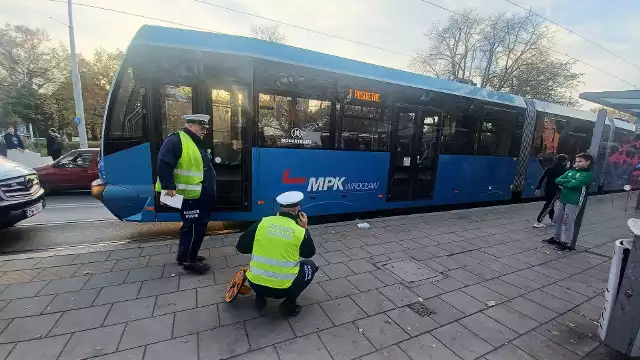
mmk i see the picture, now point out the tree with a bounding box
[0,24,67,132]
[50,48,124,140]
[410,9,583,107]
[591,106,637,124]
[251,24,287,44]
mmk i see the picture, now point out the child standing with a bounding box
[544,152,593,251]
[533,154,568,228]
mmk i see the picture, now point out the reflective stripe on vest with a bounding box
[154,131,203,199]
[251,254,299,268]
[248,266,297,281]
[174,169,203,177]
[176,184,202,191]
[246,216,305,289]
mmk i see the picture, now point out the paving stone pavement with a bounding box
[0,193,635,359]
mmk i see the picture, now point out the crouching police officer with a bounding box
[156,114,215,275]
[236,191,318,316]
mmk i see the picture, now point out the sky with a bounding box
[1,0,639,110]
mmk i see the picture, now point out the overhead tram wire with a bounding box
[503,0,640,72]
[191,0,411,57]
[47,0,411,61]
[417,0,639,88]
[47,0,217,33]
[47,0,637,88]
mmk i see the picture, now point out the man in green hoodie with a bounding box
[544,152,593,251]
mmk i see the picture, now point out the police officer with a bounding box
[156,114,215,275]
[236,191,318,316]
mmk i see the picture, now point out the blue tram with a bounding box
[94,25,636,222]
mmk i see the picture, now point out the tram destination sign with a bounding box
[348,88,381,103]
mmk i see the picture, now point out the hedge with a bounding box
[27,140,101,157]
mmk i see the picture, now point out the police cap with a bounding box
[184,114,210,128]
[276,191,304,208]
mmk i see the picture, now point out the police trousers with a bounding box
[177,196,210,263]
[248,259,319,306]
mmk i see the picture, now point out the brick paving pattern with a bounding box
[0,193,633,359]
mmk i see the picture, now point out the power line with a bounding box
[417,0,638,88]
[191,0,411,57]
[47,0,216,33]
[503,0,640,72]
[47,0,637,88]
[47,0,411,59]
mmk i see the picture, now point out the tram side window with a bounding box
[257,94,331,149]
[107,68,145,140]
[440,109,478,155]
[532,117,561,157]
[476,107,513,156]
[338,105,390,151]
[160,85,193,138]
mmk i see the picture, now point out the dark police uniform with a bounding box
[236,191,318,316]
[156,116,216,274]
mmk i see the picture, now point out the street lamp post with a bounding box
[67,0,89,148]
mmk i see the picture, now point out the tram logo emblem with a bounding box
[291,128,303,138]
[282,168,379,192]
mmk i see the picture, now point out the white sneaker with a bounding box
[533,222,546,228]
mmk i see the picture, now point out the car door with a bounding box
[67,152,95,190]
[54,151,95,190]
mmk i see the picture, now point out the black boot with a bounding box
[182,261,211,274]
[177,256,206,265]
[279,301,302,316]
[541,237,558,245]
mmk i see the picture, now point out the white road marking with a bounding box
[46,203,102,208]
[15,219,117,227]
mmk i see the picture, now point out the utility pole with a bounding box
[67,0,89,148]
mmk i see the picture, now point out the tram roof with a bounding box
[130,25,633,131]
[130,25,526,107]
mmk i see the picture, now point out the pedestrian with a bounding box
[3,126,25,152]
[155,114,216,275]
[46,128,63,161]
[543,152,593,251]
[236,191,318,316]
[0,136,6,157]
[533,154,568,228]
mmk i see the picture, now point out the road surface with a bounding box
[20,193,115,225]
[1,192,235,254]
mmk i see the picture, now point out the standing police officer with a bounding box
[156,114,215,275]
[236,191,318,316]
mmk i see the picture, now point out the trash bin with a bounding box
[599,238,632,340]
[598,219,640,356]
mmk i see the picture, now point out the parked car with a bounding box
[0,156,46,229]
[35,149,100,192]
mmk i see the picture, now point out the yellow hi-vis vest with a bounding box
[155,131,203,199]
[246,215,305,289]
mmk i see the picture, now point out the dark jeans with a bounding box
[536,192,557,223]
[248,259,318,306]
[177,197,210,263]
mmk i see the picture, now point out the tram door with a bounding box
[387,106,442,201]
[205,82,252,210]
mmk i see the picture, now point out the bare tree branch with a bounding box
[251,24,287,44]
[411,9,583,106]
